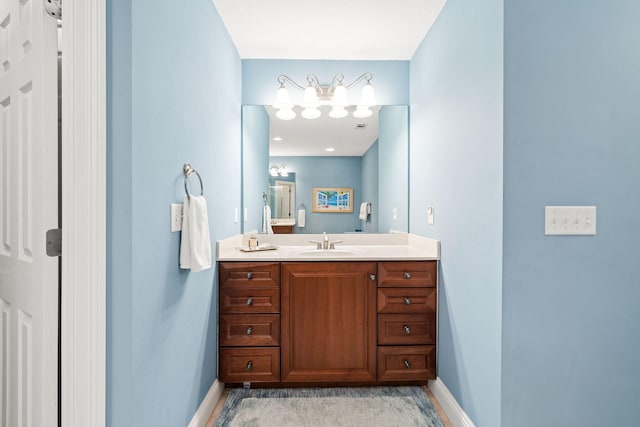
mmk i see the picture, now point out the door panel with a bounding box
[0,1,58,426]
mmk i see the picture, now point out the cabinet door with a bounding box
[281,262,377,383]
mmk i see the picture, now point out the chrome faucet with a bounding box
[309,232,342,250]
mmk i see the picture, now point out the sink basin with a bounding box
[297,249,357,257]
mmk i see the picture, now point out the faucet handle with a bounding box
[309,240,322,250]
[329,240,343,249]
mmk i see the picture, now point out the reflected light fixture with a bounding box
[273,73,376,120]
[269,164,288,177]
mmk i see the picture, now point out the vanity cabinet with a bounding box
[271,225,294,234]
[218,262,281,383]
[280,262,377,383]
[217,259,437,385]
[376,261,437,381]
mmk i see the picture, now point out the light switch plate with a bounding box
[170,204,183,232]
[545,206,596,235]
[428,206,434,225]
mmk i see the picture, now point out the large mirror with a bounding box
[242,104,408,234]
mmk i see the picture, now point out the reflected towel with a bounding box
[297,208,306,228]
[179,195,212,272]
[359,202,370,220]
[263,205,274,234]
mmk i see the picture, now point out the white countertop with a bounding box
[216,233,439,261]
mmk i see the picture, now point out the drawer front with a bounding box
[377,313,436,345]
[219,348,280,383]
[377,346,436,381]
[378,261,437,287]
[220,287,280,314]
[220,314,280,347]
[219,262,280,288]
[377,288,436,314]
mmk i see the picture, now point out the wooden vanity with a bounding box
[218,259,437,386]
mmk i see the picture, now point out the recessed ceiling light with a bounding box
[272,136,283,141]
[326,147,335,152]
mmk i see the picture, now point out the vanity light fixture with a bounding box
[273,73,376,120]
[325,147,336,152]
[269,164,289,177]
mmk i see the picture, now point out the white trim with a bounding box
[188,380,225,427]
[61,1,107,426]
[429,377,475,427]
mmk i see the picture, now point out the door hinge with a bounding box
[46,229,62,257]
[45,0,62,20]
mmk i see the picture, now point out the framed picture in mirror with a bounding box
[312,188,354,213]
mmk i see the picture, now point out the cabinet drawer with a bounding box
[220,314,280,347]
[377,288,436,313]
[220,287,280,314]
[219,348,280,383]
[378,261,436,287]
[377,346,436,381]
[219,262,280,288]
[377,313,436,345]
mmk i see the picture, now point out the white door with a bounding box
[0,0,58,426]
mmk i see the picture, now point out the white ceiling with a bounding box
[215,0,445,156]
[212,0,446,60]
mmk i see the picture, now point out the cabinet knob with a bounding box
[403,325,411,334]
[403,360,411,369]
[246,361,253,370]
[246,297,253,306]
[246,326,253,335]
[369,274,376,281]
[246,272,253,279]
[403,297,411,305]
[404,272,412,279]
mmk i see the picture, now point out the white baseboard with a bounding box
[429,377,475,427]
[188,379,225,427]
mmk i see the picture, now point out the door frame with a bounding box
[60,1,106,426]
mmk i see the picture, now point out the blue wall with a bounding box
[106,0,241,426]
[242,106,270,233]
[361,140,379,233]
[270,156,363,233]
[409,0,503,426]
[503,1,640,425]
[378,106,409,233]
[242,59,409,106]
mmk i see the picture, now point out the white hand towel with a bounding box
[297,208,305,228]
[359,202,369,220]
[263,205,274,234]
[179,195,212,272]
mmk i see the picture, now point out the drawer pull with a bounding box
[403,297,411,305]
[246,272,253,279]
[403,360,411,369]
[370,274,376,281]
[245,326,253,335]
[403,325,411,334]
[246,297,253,306]
[246,361,253,370]
[404,272,412,279]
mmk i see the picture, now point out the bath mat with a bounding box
[213,386,444,427]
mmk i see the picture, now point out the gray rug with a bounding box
[213,386,445,427]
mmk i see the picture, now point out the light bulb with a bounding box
[329,105,348,119]
[279,165,288,176]
[304,85,318,105]
[333,84,348,106]
[301,106,321,119]
[276,107,296,120]
[269,166,279,176]
[274,86,290,109]
[353,105,372,118]
[360,82,376,106]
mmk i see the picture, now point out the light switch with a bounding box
[544,206,596,235]
[170,204,183,232]
[244,207,248,223]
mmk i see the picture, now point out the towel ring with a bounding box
[183,163,204,200]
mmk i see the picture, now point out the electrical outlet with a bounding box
[544,206,596,235]
[234,207,239,224]
[170,204,183,232]
[392,207,397,221]
[428,206,434,225]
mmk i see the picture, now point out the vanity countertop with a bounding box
[216,233,439,261]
